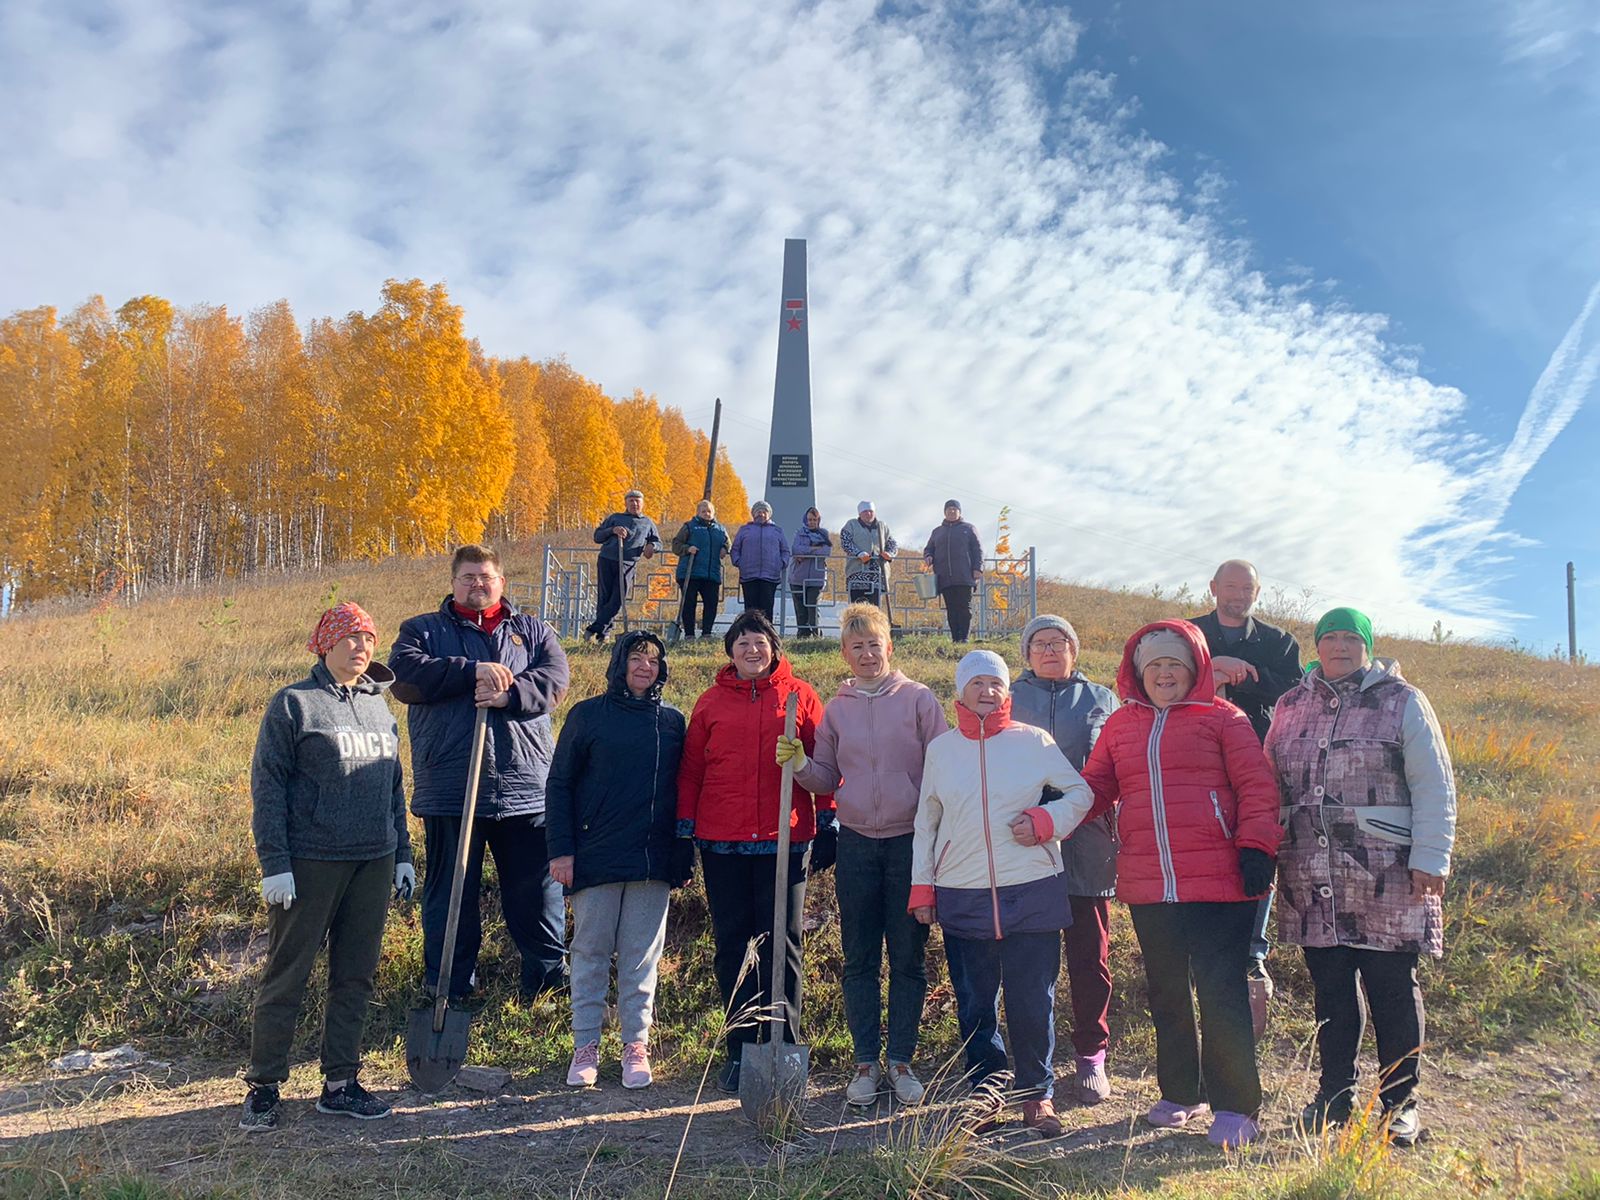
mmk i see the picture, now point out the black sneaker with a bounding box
[316,1078,392,1121]
[239,1085,281,1131]
[1382,1100,1422,1148]
[717,1058,741,1094]
[1298,1089,1354,1135]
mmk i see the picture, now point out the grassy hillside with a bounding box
[1,552,1597,1199]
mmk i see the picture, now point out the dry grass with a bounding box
[1,553,1598,1199]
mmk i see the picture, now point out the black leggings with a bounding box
[1304,946,1424,1108]
[680,578,719,635]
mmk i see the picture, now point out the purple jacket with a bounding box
[730,520,791,583]
[793,672,949,838]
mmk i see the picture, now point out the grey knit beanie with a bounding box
[1022,614,1079,660]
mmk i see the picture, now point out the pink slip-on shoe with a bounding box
[621,1042,653,1089]
[1208,1111,1262,1149]
[1146,1099,1209,1128]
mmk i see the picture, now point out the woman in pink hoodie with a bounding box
[776,603,947,1107]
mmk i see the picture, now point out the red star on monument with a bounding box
[786,316,802,330]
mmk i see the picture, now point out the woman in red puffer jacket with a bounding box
[1080,619,1281,1149]
[674,610,833,1093]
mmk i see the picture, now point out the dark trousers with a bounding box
[422,814,567,998]
[1129,901,1261,1116]
[680,578,719,636]
[790,582,823,637]
[586,556,636,637]
[848,584,881,605]
[740,579,778,621]
[1064,895,1113,1057]
[1303,946,1425,1109]
[701,849,806,1058]
[939,584,974,642]
[246,854,393,1086]
[943,930,1061,1099]
[835,829,930,1064]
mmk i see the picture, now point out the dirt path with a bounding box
[2,1045,1596,1196]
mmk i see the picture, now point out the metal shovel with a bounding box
[406,706,489,1094]
[739,693,810,1135]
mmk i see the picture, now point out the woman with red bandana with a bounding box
[909,650,1094,1138]
[241,602,413,1132]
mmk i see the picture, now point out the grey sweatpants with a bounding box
[246,854,393,1086]
[569,880,670,1046]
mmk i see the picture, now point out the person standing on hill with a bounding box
[1078,621,1282,1149]
[241,602,412,1132]
[729,501,790,622]
[389,545,572,1005]
[546,631,686,1091]
[675,610,832,1094]
[671,499,730,639]
[1189,559,1303,1038]
[1265,608,1456,1148]
[840,501,898,607]
[585,489,660,644]
[776,602,948,1107]
[1009,615,1120,1106]
[922,500,984,643]
[789,506,833,638]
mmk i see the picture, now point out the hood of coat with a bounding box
[1115,619,1215,707]
[1306,655,1405,694]
[606,629,669,702]
[714,654,796,694]
[836,669,910,701]
[954,695,1014,738]
[311,657,395,695]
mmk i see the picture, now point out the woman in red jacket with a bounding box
[674,610,833,1093]
[1081,620,1281,1149]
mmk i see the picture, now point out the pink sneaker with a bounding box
[1146,1099,1209,1128]
[566,1041,600,1087]
[621,1041,653,1090]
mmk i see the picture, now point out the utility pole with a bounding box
[1568,561,1579,664]
[702,397,722,501]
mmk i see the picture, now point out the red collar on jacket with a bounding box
[955,697,1013,738]
[451,600,506,634]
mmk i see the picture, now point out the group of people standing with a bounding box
[241,545,1456,1157]
[580,490,987,643]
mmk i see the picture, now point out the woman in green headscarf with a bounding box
[1264,607,1457,1148]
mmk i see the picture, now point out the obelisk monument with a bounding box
[764,239,815,541]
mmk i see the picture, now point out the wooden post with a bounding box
[1569,561,1579,664]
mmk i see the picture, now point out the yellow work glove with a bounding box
[774,734,808,771]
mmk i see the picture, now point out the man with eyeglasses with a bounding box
[584,489,661,644]
[1189,558,1303,1040]
[389,544,573,1004]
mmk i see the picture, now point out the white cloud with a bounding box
[1,0,1595,637]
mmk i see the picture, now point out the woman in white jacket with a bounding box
[910,651,1094,1138]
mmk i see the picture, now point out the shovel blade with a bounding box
[738,1040,810,1136]
[406,1004,471,1095]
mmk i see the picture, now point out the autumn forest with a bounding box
[0,278,750,604]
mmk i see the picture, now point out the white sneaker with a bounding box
[888,1062,925,1105]
[845,1062,883,1107]
[566,1041,600,1087]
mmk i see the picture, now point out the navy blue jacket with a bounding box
[544,631,685,892]
[671,517,730,583]
[388,597,571,819]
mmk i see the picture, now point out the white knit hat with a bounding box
[1133,628,1195,674]
[857,500,874,514]
[956,649,1011,695]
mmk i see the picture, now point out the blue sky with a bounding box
[1,1,1596,650]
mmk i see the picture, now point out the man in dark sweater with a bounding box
[584,489,660,643]
[1189,558,1302,1039]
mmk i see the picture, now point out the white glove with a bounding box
[261,872,296,909]
[394,862,417,902]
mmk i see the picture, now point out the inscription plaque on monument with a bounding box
[769,453,811,488]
